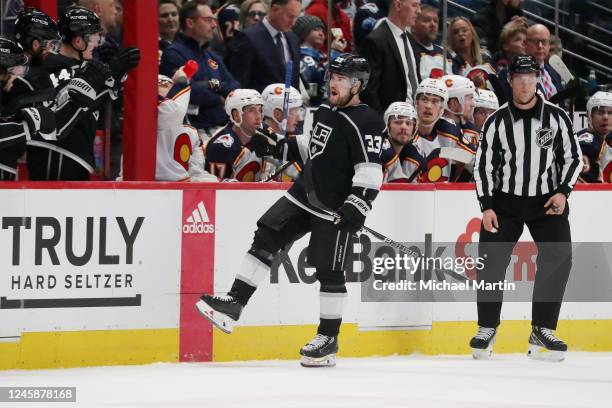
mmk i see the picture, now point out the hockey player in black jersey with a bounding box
[196,54,385,367]
[0,36,56,180]
[25,7,139,180]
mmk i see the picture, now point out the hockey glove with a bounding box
[251,128,284,159]
[108,47,141,81]
[18,106,57,141]
[334,194,370,234]
[67,60,117,108]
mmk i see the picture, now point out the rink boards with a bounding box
[0,182,611,369]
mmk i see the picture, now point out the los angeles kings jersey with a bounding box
[287,103,385,212]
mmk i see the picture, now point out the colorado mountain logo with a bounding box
[183,201,215,234]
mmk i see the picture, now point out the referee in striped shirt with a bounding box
[470,55,582,361]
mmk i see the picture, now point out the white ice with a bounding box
[1,353,610,408]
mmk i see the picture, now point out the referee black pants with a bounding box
[477,191,572,330]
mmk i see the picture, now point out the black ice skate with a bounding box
[527,326,567,362]
[299,334,338,367]
[470,326,497,359]
[195,294,243,334]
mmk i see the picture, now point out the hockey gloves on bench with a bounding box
[66,60,117,109]
[334,194,370,234]
[18,106,57,141]
[251,128,285,159]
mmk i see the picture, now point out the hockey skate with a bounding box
[527,326,567,362]
[195,294,243,334]
[470,326,497,359]
[299,334,338,367]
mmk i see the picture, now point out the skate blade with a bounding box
[527,344,565,362]
[300,354,336,368]
[471,334,496,360]
[195,300,235,334]
[471,346,494,360]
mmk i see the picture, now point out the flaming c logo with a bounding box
[274,86,284,95]
[445,78,454,88]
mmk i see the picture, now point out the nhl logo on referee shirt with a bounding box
[310,122,333,159]
[535,127,554,149]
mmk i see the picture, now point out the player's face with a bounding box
[240,104,263,134]
[462,93,474,121]
[389,117,415,145]
[510,73,537,104]
[591,106,612,136]
[286,107,301,133]
[473,107,496,130]
[328,73,355,107]
[416,93,444,126]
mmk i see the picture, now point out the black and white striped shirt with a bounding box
[474,95,582,211]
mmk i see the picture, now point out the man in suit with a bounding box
[496,24,564,104]
[227,0,301,92]
[160,1,240,136]
[359,0,422,113]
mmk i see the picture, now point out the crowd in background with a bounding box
[0,0,610,183]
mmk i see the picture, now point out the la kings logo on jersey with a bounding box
[309,122,333,159]
[536,127,554,149]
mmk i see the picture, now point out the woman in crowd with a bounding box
[239,0,268,30]
[159,0,180,52]
[448,17,490,76]
[492,24,526,71]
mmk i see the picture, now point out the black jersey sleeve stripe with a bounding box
[338,111,369,162]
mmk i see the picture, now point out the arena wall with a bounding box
[0,182,610,369]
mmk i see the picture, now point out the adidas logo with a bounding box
[183,201,215,234]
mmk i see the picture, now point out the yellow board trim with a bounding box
[0,329,179,370]
[213,320,612,361]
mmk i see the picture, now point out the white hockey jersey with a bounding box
[156,85,215,182]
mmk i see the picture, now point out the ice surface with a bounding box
[1,353,610,408]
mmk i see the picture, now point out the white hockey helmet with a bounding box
[261,83,302,120]
[416,78,448,104]
[586,91,612,126]
[474,89,499,110]
[384,101,417,126]
[225,89,264,125]
[441,74,476,114]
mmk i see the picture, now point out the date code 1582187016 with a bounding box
[0,387,76,402]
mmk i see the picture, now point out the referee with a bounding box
[471,55,582,362]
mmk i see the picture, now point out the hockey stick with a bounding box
[263,60,295,182]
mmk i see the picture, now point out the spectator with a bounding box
[240,0,268,30]
[160,1,240,138]
[293,14,341,106]
[411,4,451,79]
[497,24,563,102]
[159,0,180,52]
[226,0,301,93]
[352,1,383,53]
[305,0,352,53]
[359,0,422,112]
[491,23,526,71]
[78,0,119,36]
[470,0,526,55]
[211,4,240,56]
[549,34,562,59]
[448,17,490,76]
